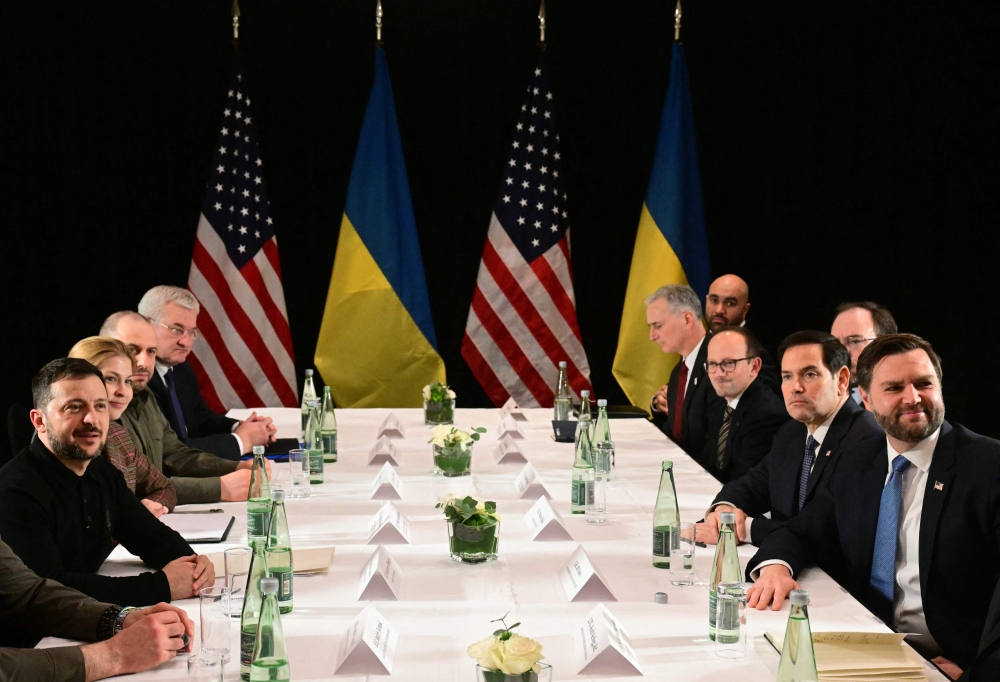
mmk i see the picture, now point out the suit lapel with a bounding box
[724,381,757,469]
[682,335,710,428]
[918,421,955,598]
[777,422,808,513]
[805,400,860,499]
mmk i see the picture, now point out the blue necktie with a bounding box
[869,455,912,606]
[164,368,189,439]
[797,435,818,511]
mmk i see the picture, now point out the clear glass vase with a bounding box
[434,444,472,477]
[448,519,500,564]
[475,663,552,682]
[424,398,456,425]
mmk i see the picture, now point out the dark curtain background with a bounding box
[2,0,998,461]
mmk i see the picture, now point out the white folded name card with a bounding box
[560,545,615,601]
[370,462,403,500]
[523,496,571,541]
[493,435,527,464]
[368,436,401,466]
[358,545,402,601]
[574,603,643,675]
[367,502,411,545]
[377,413,406,439]
[514,463,552,501]
[336,605,398,674]
[499,397,528,421]
[496,415,525,440]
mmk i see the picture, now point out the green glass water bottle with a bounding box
[708,511,742,641]
[300,369,317,443]
[575,389,592,440]
[265,489,293,614]
[593,399,614,473]
[553,361,571,421]
[319,385,338,463]
[249,577,291,682]
[240,539,268,682]
[776,590,818,681]
[246,445,271,547]
[570,426,594,514]
[652,461,680,568]
[304,399,324,484]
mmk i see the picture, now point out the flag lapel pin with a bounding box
[825,450,832,457]
[934,481,944,491]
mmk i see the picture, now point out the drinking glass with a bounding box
[198,586,231,663]
[585,468,608,524]
[715,582,749,659]
[669,521,696,586]
[289,448,309,497]
[187,652,225,681]
[224,547,250,617]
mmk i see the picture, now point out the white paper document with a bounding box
[376,413,406,439]
[370,462,403,500]
[559,545,616,601]
[368,436,401,466]
[160,513,234,543]
[336,605,398,674]
[573,603,643,675]
[367,502,412,545]
[493,435,528,464]
[358,545,403,601]
[496,415,525,440]
[499,397,528,421]
[523,497,571,540]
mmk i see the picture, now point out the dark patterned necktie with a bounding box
[716,406,734,470]
[671,362,689,443]
[164,368,189,439]
[797,435,818,511]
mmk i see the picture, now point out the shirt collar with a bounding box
[887,426,941,474]
[155,361,171,381]
[684,335,706,373]
[808,408,840,449]
[28,435,90,482]
[727,395,741,410]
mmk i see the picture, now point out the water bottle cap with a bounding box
[305,369,313,376]
[580,390,590,397]
[270,489,285,501]
[252,445,265,455]
[720,512,736,524]
[597,399,607,407]
[653,592,668,604]
[307,399,319,407]
[261,577,279,594]
[790,589,809,605]
[661,460,673,470]
[559,361,567,368]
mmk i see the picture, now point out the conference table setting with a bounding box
[40,405,948,681]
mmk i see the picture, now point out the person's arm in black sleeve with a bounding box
[111,470,194,572]
[726,412,787,482]
[714,450,775,519]
[184,434,242,462]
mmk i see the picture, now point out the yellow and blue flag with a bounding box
[612,42,710,413]
[315,47,446,407]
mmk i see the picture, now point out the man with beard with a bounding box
[701,274,779,392]
[745,334,1000,680]
[0,358,214,635]
[830,300,897,404]
[100,311,260,504]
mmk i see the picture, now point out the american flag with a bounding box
[461,53,592,407]
[186,63,298,411]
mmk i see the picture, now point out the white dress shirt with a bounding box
[155,362,243,454]
[682,335,705,395]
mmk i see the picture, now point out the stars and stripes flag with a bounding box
[461,52,592,407]
[186,61,298,411]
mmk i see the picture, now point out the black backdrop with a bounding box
[2,0,999,461]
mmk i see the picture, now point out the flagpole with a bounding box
[674,0,682,43]
[376,0,384,46]
[538,0,546,50]
[231,0,240,49]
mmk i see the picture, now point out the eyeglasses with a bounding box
[838,336,875,349]
[157,321,200,340]
[704,357,756,374]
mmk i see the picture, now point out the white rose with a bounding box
[467,635,499,669]
[437,493,457,508]
[500,635,544,675]
[447,389,456,399]
[475,500,486,513]
[422,385,431,401]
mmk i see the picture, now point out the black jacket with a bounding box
[0,438,193,610]
[149,362,241,461]
[698,377,790,483]
[747,421,1000,669]
[662,333,725,457]
[713,396,883,545]
[961,576,1000,681]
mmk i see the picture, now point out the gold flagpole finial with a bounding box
[538,0,547,45]
[674,0,682,42]
[376,0,384,45]
[232,0,241,42]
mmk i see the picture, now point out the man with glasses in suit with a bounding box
[830,301,897,404]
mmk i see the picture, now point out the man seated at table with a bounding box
[698,331,882,545]
[697,327,789,483]
[745,334,1000,679]
[0,536,193,681]
[100,311,266,504]
[830,300,897,405]
[137,285,275,461]
[0,359,215,616]
[702,274,780,392]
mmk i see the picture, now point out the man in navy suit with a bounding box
[746,334,1000,678]
[696,327,789,483]
[138,286,275,461]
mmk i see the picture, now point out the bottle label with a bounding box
[653,529,669,557]
[322,433,337,455]
[246,511,269,538]
[571,480,587,506]
[278,571,293,603]
[309,451,324,476]
[240,629,255,670]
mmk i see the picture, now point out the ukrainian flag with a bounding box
[315,47,446,407]
[612,42,710,414]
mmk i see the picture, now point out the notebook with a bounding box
[765,631,927,681]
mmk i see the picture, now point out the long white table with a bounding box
[42,408,945,680]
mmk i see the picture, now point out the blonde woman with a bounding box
[69,337,176,515]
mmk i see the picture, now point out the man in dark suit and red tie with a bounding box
[745,334,1000,679]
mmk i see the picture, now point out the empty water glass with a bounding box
[669,521,696,586]
[585,468,608,524]
[715,582,749,659]
[289,448,309,497]
[198,586,231,663]
[224,547,250,617]
[187,652,225,681]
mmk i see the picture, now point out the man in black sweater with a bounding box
[0,358,214,627]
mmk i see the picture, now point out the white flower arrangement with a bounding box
[428,425,484,452]
[423,381,457,402]
[468,614,544,676]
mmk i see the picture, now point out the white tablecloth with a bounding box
[41,408,945,681]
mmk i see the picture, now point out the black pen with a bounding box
[171,509,224,514]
